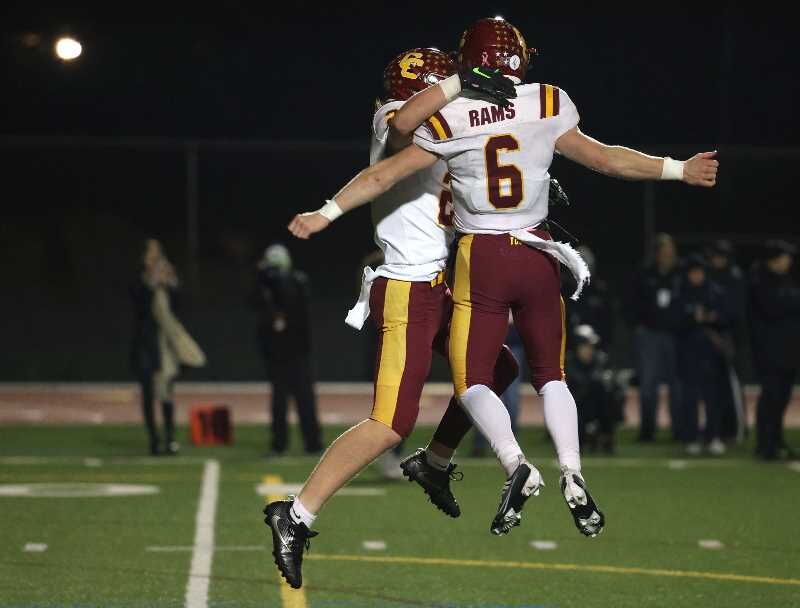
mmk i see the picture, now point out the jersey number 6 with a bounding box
[485,135,523,209]
[438,173,454,227]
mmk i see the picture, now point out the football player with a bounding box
[264,47,518,590]
[291,16,718,538]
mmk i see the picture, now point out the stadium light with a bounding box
[55,37,82,61]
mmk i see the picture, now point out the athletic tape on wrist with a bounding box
[661,157,685,180]
[439,74,462,101]
[318,199,343,222]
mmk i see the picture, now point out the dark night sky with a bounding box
[1,2,797,381]
[2,2,797,145]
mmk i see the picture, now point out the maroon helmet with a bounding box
[381,47,457,104]
[458,17,532,81]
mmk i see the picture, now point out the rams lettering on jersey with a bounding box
[468,103,516,127]
[413,83,579,235]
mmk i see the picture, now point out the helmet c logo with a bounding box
[399,52,424,80]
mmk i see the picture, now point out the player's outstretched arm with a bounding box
[287,145,439,239]
[388,68,517,150]
[555,127,718,187]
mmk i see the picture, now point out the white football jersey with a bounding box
[369,101,454,281]
[413,83,579,234]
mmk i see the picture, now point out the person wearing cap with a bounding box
[706,239,747,442]
[675,253,733,455]
[630,233,683,442]
[748,240,800,461]
[252,243,322,456]
[565,324,624,454]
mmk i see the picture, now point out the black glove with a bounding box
[548,178,570,207]
[458,66,517,107]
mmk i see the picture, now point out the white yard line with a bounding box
[530,540,558,550]
[184,460,220,608]
[667,460,689,470]
[0,456,207,466]
[148,545,263,552]
[23,543,48,552]
[361,540,387,551]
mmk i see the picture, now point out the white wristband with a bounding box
[439,74,462,101]
[661,157,685,181]
[318,199,343,222]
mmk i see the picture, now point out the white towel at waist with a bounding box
[508,228,591,300]
[345,266,379,330]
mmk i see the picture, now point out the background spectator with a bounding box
[565,324,625,454]
[631,233,683,442]
[253,244,322,456]
[706,239,748,442]
[675,253,732,455]
[564,244,616,351]
[130,239,205,455]
[749,240,800,461]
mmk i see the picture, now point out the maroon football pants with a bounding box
[449,231,565,398]
[368,272,518,439]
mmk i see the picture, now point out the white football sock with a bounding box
[289,497,317,528]
[541,380,582,472]
[424,447,451,471]
[459,384,524,477]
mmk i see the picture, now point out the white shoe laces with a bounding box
[521,460,544,497]
[561,467,587,508]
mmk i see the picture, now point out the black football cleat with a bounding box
[400,448,463,518]
[490,460,543,535]
[263,499,318,589]
[560,467,605,537]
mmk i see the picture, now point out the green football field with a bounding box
[1,424,799,608]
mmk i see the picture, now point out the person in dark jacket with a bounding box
[130,239,180,456]
[563,244,616,351]
[706,239,748,442]
[675,253,734,456]
[254,244,322,456]
[749,240,800,461]
[631,233,683,442]
[565,325,625,454]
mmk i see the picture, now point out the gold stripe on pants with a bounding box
[449,235,474,396]
[372,279,412,426]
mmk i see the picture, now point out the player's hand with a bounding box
[682,151,718,187]
[287,212,331,239]
[458,66,517,107]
